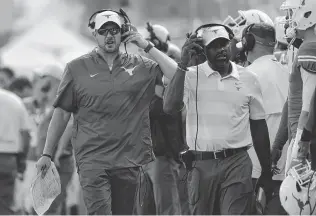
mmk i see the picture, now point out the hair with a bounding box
[8,77,32,92]
[249,23,276,43]
[0,67,15,79]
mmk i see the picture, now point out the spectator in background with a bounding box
[20,67,64,215]
[0,88,31,214]
[0,67,15,89]
[8,77,33,99]
[35,64,75,215]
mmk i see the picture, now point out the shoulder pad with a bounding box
[297,42,316,73]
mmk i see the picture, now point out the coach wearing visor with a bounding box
[163,24,273,214]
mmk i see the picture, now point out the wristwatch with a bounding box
[41,154,52,160]
[144,42,154,53]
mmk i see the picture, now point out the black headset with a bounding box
[88,8,131,40]
[146,22,170,52]
[242,23,276,52]
[190,23,234,56]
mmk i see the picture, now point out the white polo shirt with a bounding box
[0,89,31,153]
[184,61,265,151]
[246,55,289,179]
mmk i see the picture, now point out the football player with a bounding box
[142,23,181,61]
[274,16,289,65]
[223,9,274,66]
[278,0,316,174]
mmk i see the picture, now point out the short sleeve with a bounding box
[249,77,266,120]
[53,65,76,112]
[301,68,316,112]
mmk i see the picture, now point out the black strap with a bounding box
[41,154,52,160]
[190,147,247,160]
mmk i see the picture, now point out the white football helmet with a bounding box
[275,16,289,45]
[150,24,170,42]
[280,0,316,38]
[223,9,274,39]
[280,160,316,215]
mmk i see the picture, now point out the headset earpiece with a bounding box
[242,24,256,52]
[88,8,131,40]
[242,23,276,52]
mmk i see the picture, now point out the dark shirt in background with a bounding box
[149,95,187,162]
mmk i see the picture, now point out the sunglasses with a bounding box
[97,27,120,36]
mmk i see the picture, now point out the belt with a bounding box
[190,147,248,161]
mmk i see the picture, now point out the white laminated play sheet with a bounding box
[30,161,61,215]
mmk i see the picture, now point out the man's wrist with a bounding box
[178,62,188,72]
[144,41,154,53]
[41,153,52,160]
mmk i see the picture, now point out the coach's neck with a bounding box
[247,44,273,64]
[97,47,119,67]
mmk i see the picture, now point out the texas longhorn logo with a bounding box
[103,15,112,18]
[212,29,219,34]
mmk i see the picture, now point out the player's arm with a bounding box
[299,87,316,169]
[42,65,76,157]
[249,76,271,176]
[298,68,316,130]
[301,87,316,142]
[271,99,289,151]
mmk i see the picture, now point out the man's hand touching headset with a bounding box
[122,24,150,49]
[181,33,204,67]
